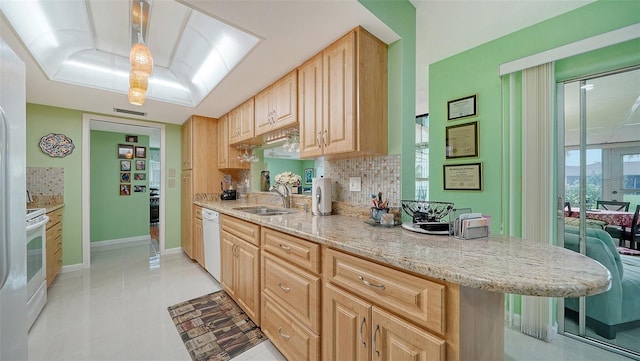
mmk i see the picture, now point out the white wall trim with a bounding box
[81,113,166,269]
[90,236,150,249]
[163,247,183,255]
[499,23,640,76]
[60,263,83,274]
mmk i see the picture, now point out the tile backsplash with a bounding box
[27,167,64,195]
[324,154,401,207]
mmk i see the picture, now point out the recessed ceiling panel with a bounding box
[0,0,260,107]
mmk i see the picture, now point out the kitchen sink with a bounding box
[233,206,297,216]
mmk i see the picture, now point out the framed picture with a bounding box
[120,184,131,196]
[134,185,146,193]
[304,168,314,185]
[135,160,146,170]
[446,121,478,159]
[125,135,138,143]
[120,160,131,171]
[118,144,134,159]
[443,163,482,191]
[120,172,131,183]
[447,94,477,120]
[134,173,146,181]
[135,146,146,158]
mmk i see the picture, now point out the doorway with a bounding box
[558,67,640,357]
[81,114,166,268]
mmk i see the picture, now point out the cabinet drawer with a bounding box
[262,228,320,273]
[221,215,260,246]
[325,249,446,335]
[263,252,321,333]
[46,208,63,229]
[194,206,202,220]
[262,295,320,361]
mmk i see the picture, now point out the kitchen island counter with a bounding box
[195,200,610,298]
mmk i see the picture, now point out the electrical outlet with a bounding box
[349,177,361,192]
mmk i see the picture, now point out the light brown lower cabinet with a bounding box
[220,215,260,325]
[46,208,63,287]
[193,206,204,267]
[324,283,445,361]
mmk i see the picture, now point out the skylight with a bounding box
[0,0,260,107]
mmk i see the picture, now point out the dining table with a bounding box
[566,207,636,228]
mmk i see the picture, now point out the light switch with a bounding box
[349,177,361,192]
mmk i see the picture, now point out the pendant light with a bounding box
[129,0,152,105]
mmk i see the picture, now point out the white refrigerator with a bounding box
[0,36,28,359]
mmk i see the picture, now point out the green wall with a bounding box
[90,130,149,242]
[359,0,416,202]
[429,1,640,234]
[165,124,182,249]
[26,104,84,266]
[26,103,184,265]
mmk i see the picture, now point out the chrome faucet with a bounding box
[269,184,290,208]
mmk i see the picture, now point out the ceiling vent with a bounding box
[113,107,147,117]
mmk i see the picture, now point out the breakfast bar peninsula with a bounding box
[194,199,611,361]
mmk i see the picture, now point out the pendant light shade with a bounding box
[129,71,148,91]
[130,42,153,78]
[128,87,146,106]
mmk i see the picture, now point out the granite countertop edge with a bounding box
[195,200,611,298]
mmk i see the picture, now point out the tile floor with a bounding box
[28,239,637,361]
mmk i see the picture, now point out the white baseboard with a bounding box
[163,247,183,255]
[90,235,150,249]
[60,263,83,273]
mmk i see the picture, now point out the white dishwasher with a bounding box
[202,208,221,282]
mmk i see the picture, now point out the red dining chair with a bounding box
[564,201,573,217]
[620,205,640,250]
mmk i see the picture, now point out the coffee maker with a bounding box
[220,175,237,200]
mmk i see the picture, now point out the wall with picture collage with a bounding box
[90,130,150,243]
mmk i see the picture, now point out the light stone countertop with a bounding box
[196,200,612,298]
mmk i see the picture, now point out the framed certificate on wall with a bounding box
[443,163,482,191]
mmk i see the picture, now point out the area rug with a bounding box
[167,290,266,361]
[617,246,640,256]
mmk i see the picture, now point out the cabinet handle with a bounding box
[360,317,366,348]
[278,283,290,292]
[322,129,328,147]
[358,276,385,290]
[316,132,322,147]
[232,244,238,257]
[278,244,291,251]
[373,324,381,357]
[278,327,291,340]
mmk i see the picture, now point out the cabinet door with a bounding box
[323,31,356,155]
[181,117,193,170]
[298,54,324,158]
[181,170,193,258]
[193,206,204,266]
[254,88,272,135]
[273,70,297,129]
[324,283,371,361]
[217,115,230,169]
[220,231,237,299]
[371,306,445,361]
[228,107,241,144]
[236,238,261,325]
[238,98,255,142]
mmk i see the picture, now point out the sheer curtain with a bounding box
[519,62,556,341]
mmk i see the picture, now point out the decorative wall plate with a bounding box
[39,133,75,157]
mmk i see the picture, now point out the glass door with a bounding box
[558,68,640,357]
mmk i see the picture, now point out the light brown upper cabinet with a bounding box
[254,70,298,136]
[217,114,250,170]
[299,27,388,159]
[229,98,255,145]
